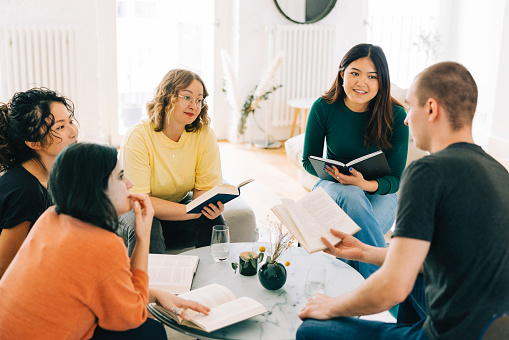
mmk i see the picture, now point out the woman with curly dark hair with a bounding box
[118,69,225,255]
[0,88,78,278]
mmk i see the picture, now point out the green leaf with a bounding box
[231,262,238,274]
[250,258,257,268]
[267,255,272,264]
[258,252,264,263]
[240,255,249,262]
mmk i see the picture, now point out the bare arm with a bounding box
[150,196,200,221]
[149,289,210,320]
[321,228,387,266]
[0,221,32,278]
[130,193,154,272]
[299,237,430,320]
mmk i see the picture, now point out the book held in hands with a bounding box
[186,179,254,214]
[147,283,268,333]
[271,187,361,253]
[309,150,391,181]
[148,254,199,294]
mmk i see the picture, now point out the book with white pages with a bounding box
[271,187,361,253]
[147,283,268,333]
[148,254,200,294]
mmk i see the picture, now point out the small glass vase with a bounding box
[258,262,287,290]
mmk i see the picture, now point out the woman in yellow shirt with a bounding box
[119,69,225,254]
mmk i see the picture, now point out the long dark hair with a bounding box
[0,88,76,173]
[48,143,119,232]
[147,69,210,133]
[322,44,401,150]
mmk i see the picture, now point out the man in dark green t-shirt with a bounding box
[296,62,509,340]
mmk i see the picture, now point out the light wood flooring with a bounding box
[218,140,308,241]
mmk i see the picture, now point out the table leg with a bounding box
[290,107,300,138]
[300,109,309,134]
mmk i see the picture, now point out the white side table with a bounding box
[287,98,315,138]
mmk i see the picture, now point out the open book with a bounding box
[309,150,391,181]
[148,254,199,294]
[147,283,267,333]
[271,187,361,253]
[186,179,254,214]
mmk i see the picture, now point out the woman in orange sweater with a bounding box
[0,143,209,339]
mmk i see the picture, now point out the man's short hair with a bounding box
[415,62,478,130]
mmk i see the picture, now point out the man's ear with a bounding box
[427,98,439,122]
[25,141,43,150]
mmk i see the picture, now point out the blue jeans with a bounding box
[313,179,397,278]
[297,274,428,340]
[297,317,427,340]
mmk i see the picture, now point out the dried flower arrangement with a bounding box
[264,218,295,265]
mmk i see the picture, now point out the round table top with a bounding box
[165,242,364,340]
[287,98,316,109]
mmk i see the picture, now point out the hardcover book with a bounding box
[309,150,390,181]
[147,283,267,333]
[271,187,361,253]
[186,179,254,214]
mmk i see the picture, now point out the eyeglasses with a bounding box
[178,95,206,109]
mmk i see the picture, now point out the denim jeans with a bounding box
[297,317,428,340]
[313,179,398,278]
[297,273,428,340]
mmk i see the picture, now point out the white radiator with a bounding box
[0,25,78,101]
[269,25,335,127]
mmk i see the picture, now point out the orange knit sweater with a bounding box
[0,208,149,339]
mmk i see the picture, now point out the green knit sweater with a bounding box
[302,98,409,195]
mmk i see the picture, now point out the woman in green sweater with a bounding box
[302,44,409,278]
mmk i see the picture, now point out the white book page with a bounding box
[148,267,195,294]
[149,254,198,268]
[148,254,199,294]
[187,297,267,332]
[297,188,360,242]
[281,198,327,252]
[271,203,311,252]
[178,283,237,320]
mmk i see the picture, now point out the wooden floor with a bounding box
[218,140,308,241]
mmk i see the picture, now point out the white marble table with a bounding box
[164,242,365,340]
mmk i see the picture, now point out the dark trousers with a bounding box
[91,318,166,340]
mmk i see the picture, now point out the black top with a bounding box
[0,164,52,234]
[393,143,509,340]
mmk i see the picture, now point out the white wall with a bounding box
[438,0,509,160]
[214,0,368,142]
[0,0,115,143]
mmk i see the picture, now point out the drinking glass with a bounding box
[304,265,326,298]
[210,225,230,262]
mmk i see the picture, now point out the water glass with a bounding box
[210,225,230,262]
[304,265,326,298]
